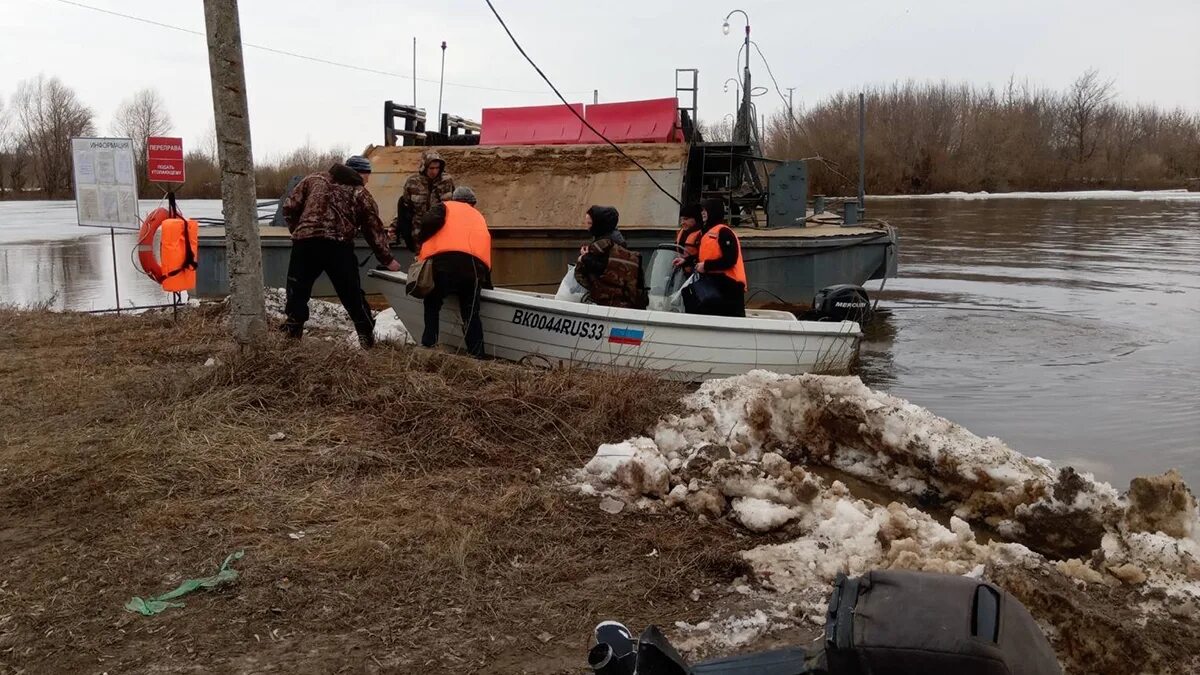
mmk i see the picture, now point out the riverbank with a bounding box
[2,303,1198,673]
[0,304,730,672]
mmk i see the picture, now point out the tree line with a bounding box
[3,71,1198,201]
[763,70,1200,195]
[0,74,343,200]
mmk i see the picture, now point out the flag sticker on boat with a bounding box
[608,327,644,346]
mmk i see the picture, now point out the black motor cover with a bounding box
[823,570,1061,675]
[812,284,872,323]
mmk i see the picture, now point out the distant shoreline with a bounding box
[3,186,1198,206]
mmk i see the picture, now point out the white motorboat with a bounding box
[368,249,862,381]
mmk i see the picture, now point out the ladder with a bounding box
[675,69,699,142]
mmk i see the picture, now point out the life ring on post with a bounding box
[137,206,199,292]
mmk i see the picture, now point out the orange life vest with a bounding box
[417,201,492,269]
[675,226,702,259]
[137,207,199,292]
[698,224,747,289]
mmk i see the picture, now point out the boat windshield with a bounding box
[647,245,687,312]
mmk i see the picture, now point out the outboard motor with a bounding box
[588,570,1062,675]
[811,284,872,324]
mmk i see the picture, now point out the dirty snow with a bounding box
[574,371,1200,654]
[259,288,413,346]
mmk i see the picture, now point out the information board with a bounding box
[71,137,140,230]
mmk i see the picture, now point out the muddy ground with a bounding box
[1,306,1197,674]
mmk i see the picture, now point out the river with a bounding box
[1,193,1197,486]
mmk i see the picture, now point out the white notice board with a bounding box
[71,137,140,230]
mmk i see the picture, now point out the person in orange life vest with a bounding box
[671,203,704,275]
[280,155,401,348]
[684,198,747,318]
[413,185,492,358]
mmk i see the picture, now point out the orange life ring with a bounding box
[138,207,199,292]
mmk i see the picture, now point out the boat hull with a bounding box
[368,270,861,381]
[197,226,896,306]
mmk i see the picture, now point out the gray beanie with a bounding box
[451,185,477,205]
[345,155,372,173]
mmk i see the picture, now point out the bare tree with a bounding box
[1062,69,1115,167]
[13,75,95,198]
[0,96,8,196]
[111,88,173,188]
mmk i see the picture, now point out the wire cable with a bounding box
[50,0,590,95]
[482,0,682,206]
[750,41,855,186]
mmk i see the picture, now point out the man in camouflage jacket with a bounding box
[394,149,455,249]
[575,205,648,310]
[280,155,400,347]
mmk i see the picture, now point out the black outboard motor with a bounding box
[588,570,1062,675]
[811,284,872,324]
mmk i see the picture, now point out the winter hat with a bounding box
[586,205,619,237]
[345,155,372,173]
[451,186,477,205]
[679,203,703,225]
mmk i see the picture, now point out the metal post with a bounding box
[109,227,120,314]
[593,89,598,105]
[437,41,446,125]
[858,91,866,212]
[412,37,417,107]
[203,0,266,345]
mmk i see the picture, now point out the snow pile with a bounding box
[261,287,352,330]
[575,371,1200,647]
[259,288,414,346]
[634,371,1125,557]
[373,308,414,345]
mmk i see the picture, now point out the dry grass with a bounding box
[0,306,748,673]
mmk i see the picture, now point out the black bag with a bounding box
[822,570,1061,675]
[681,274,724,313]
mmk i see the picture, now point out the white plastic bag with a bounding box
[665,272,698,313]
[555,264,587,303]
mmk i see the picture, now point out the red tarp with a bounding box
[479,98,681,146]
[479,103,585,145]
[579,98,683,144]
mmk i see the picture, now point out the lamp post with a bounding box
[723,77,741,136]
[437,41,447,131]
[722,9,751,146]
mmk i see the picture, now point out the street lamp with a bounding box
[723,9,751,145]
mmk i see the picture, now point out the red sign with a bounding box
[147,136,185,183]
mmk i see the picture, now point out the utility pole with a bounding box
[437,41,447,129]
[593,89,598,105]
[412,37,417,107]
[203,0,265,345]
[786,87,795,117]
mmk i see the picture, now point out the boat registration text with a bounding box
[511,309,604,340]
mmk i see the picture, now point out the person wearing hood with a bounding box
[395,150,456,250]
[280,155,401,347]
[574,205,648,309]
[683,198,747,317]
[672,203,704,275]
[414,185,492,358]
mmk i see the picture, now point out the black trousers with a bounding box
[422,253,486,357]
[283,238,375,344]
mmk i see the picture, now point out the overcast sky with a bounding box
[3,0,1198,160]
